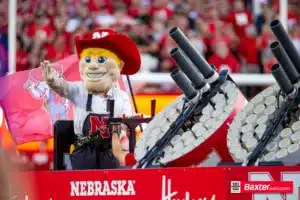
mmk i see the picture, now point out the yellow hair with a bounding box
[80,48,122,67]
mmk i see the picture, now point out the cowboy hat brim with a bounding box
[75,34,141,75]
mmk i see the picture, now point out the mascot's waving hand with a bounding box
[41,29,141,170]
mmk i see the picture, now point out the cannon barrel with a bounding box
[270,20,300,74]
[171,68,198,100]
[271,64,294,95]
[169,27,217,82]
[170,47,207,90]
[270,41,299,84]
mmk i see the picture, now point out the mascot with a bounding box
[41,29,141,170]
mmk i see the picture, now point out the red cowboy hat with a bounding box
[75,29,141,75]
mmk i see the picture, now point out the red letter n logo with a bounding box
[89,116,109,138]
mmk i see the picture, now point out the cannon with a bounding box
[134,27,247,168]
[228,20,300,166]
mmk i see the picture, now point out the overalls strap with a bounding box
[86,93,93,112]
[86,93,112,114]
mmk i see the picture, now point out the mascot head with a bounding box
[75,29,141,94]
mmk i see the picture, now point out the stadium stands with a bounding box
[0,0,299,76]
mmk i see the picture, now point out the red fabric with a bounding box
[208,23,216,33]
[203,36,213,52]
[288,11,298,26]
[42,24,55,37]
[237,36,259,65]
[44,32,72,61]
[75,29,141,75]
[202,22,219,50]
[208,54,241,73]
[128,7,142,18]
[211,36,232,48]
[0,55,128,145]
[59,31,72,48]
[26,23,54,39]
[87,0,113,14]
[149,7,173,20]
[0,12,7,32]
[26,22,37,38]
[122,0,131,6]
[44,44,71,61]
[125,153,136,166]
[0,24,7,32]
[16,49,29,72]
[226,11,252,38]
[288,11,297,21]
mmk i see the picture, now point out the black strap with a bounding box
[86,93,93,112]
[106,99,111,113]
[86,93,113,114]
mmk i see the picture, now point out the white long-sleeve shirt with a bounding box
[66,81,133,136]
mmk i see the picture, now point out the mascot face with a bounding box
[79,48,123,93]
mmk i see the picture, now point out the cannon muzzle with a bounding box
[271,63,294,95]
[170,47,209,91]
[169,27,218,83]
[270,20,300,74]
[171,68,198,100]
[270,41,299,84]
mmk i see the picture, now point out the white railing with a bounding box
[8,0,17,74]
[130,73,276,86]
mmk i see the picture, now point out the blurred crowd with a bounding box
[0,0,299,79]
[0,0,299,76]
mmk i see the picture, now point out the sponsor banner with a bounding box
[227,166,300,200]
[12,166,300,200]
[15,167,226,200]
[230,181,293,194]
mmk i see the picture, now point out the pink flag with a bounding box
[0,55,128,145]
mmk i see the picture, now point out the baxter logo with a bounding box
[249,172,300,200]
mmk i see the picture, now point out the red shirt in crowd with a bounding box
[226,11,252,38]
[238,36,259,65]
[128,7,143,18]
[87,0,113,14]
[202,22,218,52]
[58,31,72,51]
[16,48,29,72]
[208,54,241,73]
[44,44,71,61]
[26,22,54,39]
[149,7,173,20]
[207,35,232,52]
